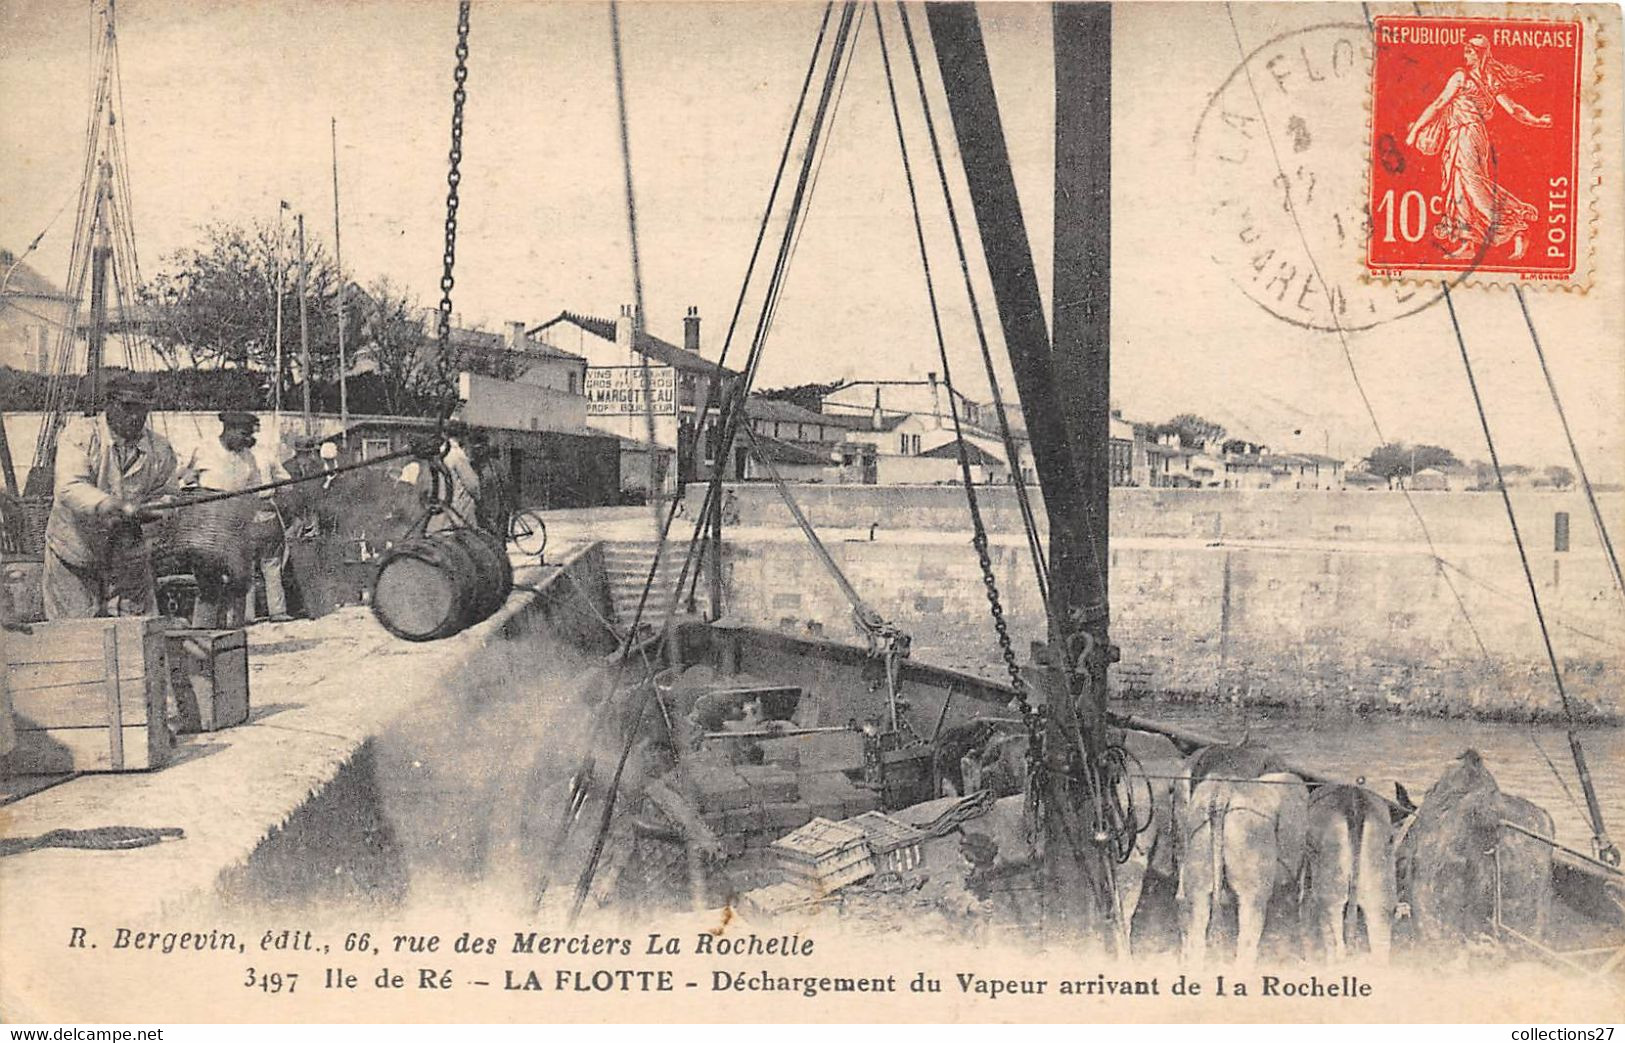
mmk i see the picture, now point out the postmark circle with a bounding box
[1192,22,1475,333]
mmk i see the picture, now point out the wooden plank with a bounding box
[6,660,150,691]
[9,680,153,727]
[102,627,123,769]
[0,725,166,774]
[2,617,170,743]
[4,617,169,667]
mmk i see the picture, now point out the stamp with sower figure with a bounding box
[1367,16,1586,283]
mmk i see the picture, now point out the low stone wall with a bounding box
[690,482,1625,551]
[713,534,1623,722]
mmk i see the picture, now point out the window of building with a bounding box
[362,438,392,461]
[568,372,578,394]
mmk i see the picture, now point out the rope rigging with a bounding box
[26,1,162,490]
[1441,283,1618,867]
[563,2,866,922]
[871,3,1032,711]
[674,1,838,612]
[1218,2,1494,666]
[1513,286,1625,600]
[673,0,862,617]
[1224,1,1616,874]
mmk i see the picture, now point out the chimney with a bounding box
[871,387,883,429]
[615,304,636,364]
[683,305,701,352]
[927,371,941,427]
[506,321,526,349]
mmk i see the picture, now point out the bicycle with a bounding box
[508,507,548,561]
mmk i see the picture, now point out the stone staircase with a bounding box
[600,540,710,629]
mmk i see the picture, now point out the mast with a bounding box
[297,212,312,435]
[85,179,113,408]
[926,2,1118,944]
[1051,0,1115,829]
[275,202,286,420]
[332,117,348,434]
[24,0,141,494]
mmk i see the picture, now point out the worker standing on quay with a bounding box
[468,431,511,535]
[395,423,480,532]
[244,435,293,624]
[43,369,179,620]
[183,411,277,628]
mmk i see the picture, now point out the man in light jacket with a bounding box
[43,369,179,619]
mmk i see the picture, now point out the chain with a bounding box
[964,483,1032,727]
[433,2,471,414]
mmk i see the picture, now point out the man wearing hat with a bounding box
[43,368,180,619]
[182,411,286,627]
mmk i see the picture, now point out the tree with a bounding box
[140,220,363,405]
[1363,442,1461,486]
[1165,413,1226,449]
[358,279,433,415]
[1544,465,1576,489]
[356,279,525,417]
[758,380,848,414]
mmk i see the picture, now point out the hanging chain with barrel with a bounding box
[433,2,472,421]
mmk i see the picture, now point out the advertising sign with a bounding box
[585,365,677,416]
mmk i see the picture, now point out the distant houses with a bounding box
[729,389,1371,490]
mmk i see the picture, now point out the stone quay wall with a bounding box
[691,485,1624,721]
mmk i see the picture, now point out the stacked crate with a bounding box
[770,817,874,896]
[692,760,888,856]
[844,810,928,876]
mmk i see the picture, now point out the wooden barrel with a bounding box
[369,527,511,642]
[440,526,512,620]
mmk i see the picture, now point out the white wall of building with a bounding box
[458,371,587,432]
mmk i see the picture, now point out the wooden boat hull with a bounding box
[655,616,1625,960]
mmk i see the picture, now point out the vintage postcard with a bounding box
[1,0,1621,1027]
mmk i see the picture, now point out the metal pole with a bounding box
[926,0,1117,946]
[332,117,348,435]
[275,203,285,419]
[297,213,312,436]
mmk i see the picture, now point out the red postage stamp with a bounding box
[1367,16,1585,282]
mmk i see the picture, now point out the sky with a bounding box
[1,0,1621,475]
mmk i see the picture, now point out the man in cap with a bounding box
[182,411,285,627]
[44,369,180,619]
[274,435,330,618]
[468,431,512,536]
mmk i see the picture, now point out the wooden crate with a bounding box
[165,628,249,733]
[843,810,928,875]
[1,617,170,774]
[771,817,874,894]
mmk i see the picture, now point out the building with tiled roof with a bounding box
[528,306,741,487]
